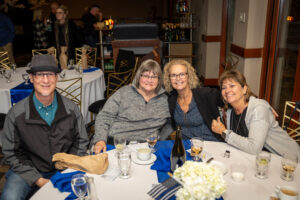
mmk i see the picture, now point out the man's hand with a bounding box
[94,140,107,154]
[211,117,226,134]
[35,178,50,187]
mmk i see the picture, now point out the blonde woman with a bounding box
[33,8,48,49]
[164,59,224,141]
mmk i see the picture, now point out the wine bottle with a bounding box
[170,126,186,172]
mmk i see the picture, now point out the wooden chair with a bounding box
[32,48,57,58]
[0,51,11,70]
[282,101,300,142]
[56,77,82,111]
[75,47,97,67]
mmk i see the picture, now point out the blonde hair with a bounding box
[33,9,43,21]
[57,5,69,16]
[163,59,199,93]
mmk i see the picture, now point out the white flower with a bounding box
[174,161,227,200]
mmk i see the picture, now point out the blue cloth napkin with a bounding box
[50,171,85,200]
[10,82,33,105]
[83,67,99,73]
[151,140,192,183]
[106,144,115,151]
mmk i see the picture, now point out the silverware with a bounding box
[206,157,214,163]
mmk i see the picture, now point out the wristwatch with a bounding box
[221,129,231,140]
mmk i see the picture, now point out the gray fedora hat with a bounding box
[26,54,62,74]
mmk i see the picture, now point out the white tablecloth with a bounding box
[30,142,300,200]
[0,67,106,123]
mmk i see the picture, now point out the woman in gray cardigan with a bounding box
[211,69,299,157]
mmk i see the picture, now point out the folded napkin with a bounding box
[148,176,182,200]
[50,170,85,200]
[10,82,33,105]
[151,140,192,183]
[53,153,109,174]
[83,67,100,73]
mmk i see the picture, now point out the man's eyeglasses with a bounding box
[169,72,187,79]
[34,72,56,80]
[56,12,64,14]
[141,74,159,80]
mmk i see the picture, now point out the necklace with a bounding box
[230,109,245,134]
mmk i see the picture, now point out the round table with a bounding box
[30,141,300,200]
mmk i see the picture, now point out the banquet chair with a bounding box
[115,49,136,72]
[282,101,300,143]
[107,70,133,98]
[0,51,11,70]
[75,47,97,67]
[32,48,57,58]
[56,77,82,111]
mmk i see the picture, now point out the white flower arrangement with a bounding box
[173,161,227,200]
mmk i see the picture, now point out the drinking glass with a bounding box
[0,68,5,78]
[147,131,159,152]
[255,151,271,179]
[78,65,83,76]
[118,151,131,179]
[71,174,88,200]
[4,70,12,83]
[68,59,75,68]
[59,70,66,79]
[114,135,126,156]
[11,64,16,73]
[190,137,203,161]
[22,73,30,85]
[281,152,298,181]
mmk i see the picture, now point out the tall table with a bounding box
[30,141,300,200]
[0,67,105,123]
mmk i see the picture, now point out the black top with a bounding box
[82,13,98,37]
[230,107,248,137]
[168,87,224,142]
[58,24,66,46]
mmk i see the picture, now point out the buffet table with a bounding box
[0,67,105,123]
[30,141,300,200]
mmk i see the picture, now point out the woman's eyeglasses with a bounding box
[169,72,187,79]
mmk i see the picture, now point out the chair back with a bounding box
[107,70,133,98]
[282,101,300,142]
[0,51,11,70]
[115,49,136,72]
[32,48,57,58]
[56,77,82,111]
[75,47,97,67]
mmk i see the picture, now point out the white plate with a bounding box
[131,152,157,165]
[209,160,228,175]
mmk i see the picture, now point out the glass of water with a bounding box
[71,174,88,200]
[114,135,126,156]
[4,70,12,83]
[118,151,131,179]
[255,151,271,179]
[0,68,5,78]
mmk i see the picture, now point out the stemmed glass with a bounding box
[114,135,126,156]
[11,64,16,74]
[147,131,159,152]
[71,174,88,200]
[59,70,66,79]
[4,70,12,83]
[22,73,30,85]
[0,68,5,78]
[281,152,298,181]
[190,137,203,161]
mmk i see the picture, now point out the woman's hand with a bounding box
[211,117,226,134]
[93,141,107,154]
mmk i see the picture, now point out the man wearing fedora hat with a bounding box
[1,55,89,200]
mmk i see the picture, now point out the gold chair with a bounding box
[75,47,97,67]
[56,77,82,111]
[0,51,11,70]
[32,48,57,58]
[282,101,300,142]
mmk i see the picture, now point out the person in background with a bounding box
[46,1,60,45]
[92,59,171,153]
[82,4,102,48]
[0,12,16,65]
[32,8,48,49]
[211,69,300,156]
[50,5,82,62]
[163,59,224,141]
[0,55,89,200]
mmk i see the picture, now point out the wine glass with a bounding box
[281,152,298,181]
[4,70,12,83]
[147,131,159,152]
[22,73,30,85]
[11,64,16,74]
[71,174,88,200]
[190,137,203,161]
[114,135,126,156]
[59,70,66,79]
